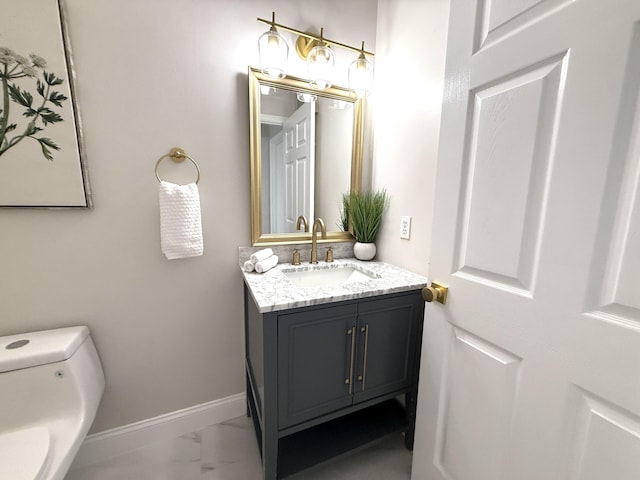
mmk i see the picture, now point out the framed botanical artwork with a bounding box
[0,0,91,207]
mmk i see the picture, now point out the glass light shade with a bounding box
[348,54,374,98]
[307,44,335,90]
[258,28,289,79]
[330,99,349,110]
[260,85,276,95]
[296,92,317,103]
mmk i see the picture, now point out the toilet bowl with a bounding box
[0,326,105,480]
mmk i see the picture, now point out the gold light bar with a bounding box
[257,15,375,57]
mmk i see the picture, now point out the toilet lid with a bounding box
[0,426,51,480]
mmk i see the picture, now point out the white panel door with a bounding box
[269,130,285,233]
[282,102,315,233]
[413,1,640,479]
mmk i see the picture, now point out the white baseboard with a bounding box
[70,392,246,470]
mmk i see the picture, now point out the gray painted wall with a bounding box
[0,0,377,433]
[372,0,449,275]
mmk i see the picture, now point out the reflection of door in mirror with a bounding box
[260,90,352,235]
[261,100,315,234]
[282,102,314,233]
[266,129,283,233]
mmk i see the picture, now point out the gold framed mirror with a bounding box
[248,67,363,245]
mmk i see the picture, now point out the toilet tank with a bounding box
[0,326,105,432]
[0,326,90,373]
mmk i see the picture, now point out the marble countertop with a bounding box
[242,258,428,313]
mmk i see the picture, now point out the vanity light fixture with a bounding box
[329,99,349,110]
[258,12,290,79]
[257,12,375,96]
[306,28,335,90]
[296,92,317,103]
[348,42,374,98]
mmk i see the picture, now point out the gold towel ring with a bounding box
[155,147,201,184]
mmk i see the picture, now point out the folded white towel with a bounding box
[250,248,274,264]
[159,181,203,260]
[255,254,278,273]
[243,260,255,272]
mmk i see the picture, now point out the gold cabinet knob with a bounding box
[422,282,448,304]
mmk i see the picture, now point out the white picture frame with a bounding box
[0,0,91,207]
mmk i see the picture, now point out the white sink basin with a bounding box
[283,264,380,288]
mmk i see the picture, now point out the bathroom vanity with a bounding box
[242,259,427,479]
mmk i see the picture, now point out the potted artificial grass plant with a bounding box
[342,189,389,260]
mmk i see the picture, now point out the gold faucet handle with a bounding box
[325,246,334,263]
[292,248,301,265]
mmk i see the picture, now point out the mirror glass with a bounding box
[249,67,363,245]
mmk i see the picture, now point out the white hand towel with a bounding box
[243,260,255,272]
[159,181,203,260]
[255,254,278,273]
[250,248,274,264]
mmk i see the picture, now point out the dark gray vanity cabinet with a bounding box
[277,303,358,429]
[244,286,424,479]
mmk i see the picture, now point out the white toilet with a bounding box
[0,326,105,480]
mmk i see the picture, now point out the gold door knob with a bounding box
[422,282,448,304]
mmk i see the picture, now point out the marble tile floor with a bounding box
[66,415,412,480]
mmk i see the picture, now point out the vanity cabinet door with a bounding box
[278,304,358,429]
[353,293,422,404]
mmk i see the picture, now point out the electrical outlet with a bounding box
[400,216,412,240]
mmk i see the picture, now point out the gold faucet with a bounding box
[296,215,309,232]
[310,218,326,264]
